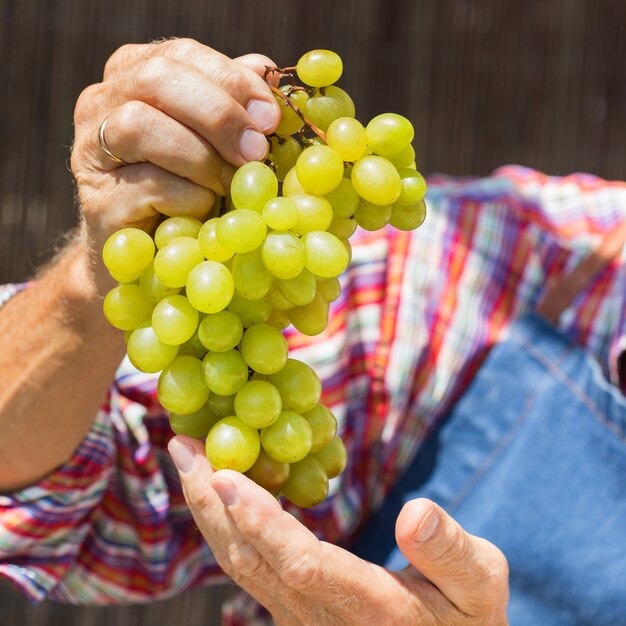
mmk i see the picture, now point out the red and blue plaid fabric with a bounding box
[1,166,626,624]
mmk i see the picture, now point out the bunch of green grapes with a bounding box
[101,49,427,508]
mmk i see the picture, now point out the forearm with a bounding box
[0,229,125,491]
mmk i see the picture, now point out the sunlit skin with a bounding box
[0,37,509,624]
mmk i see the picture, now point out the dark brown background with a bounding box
[1,0,625,623]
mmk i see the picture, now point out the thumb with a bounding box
[395,498,509,620]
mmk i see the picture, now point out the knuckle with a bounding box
[228,545,268,580]
[134,56,174,95]
[104,43,140,79]
[73,84,102,126]
[213,67,249,100]
[166,37,203,60]
[113,100,151,145]
[279,551,323,592]
[431,525,470,570]
[184,483,215,513]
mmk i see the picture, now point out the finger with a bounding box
[113,55,271,165]
[395,498,510,619]
[211,471,430,624]
[98,100,235,193]
[104,39,280,140]
[76,162,215,240]
[235,53,281,87]
[168,437,304,625]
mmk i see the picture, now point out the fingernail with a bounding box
[246,99,276,132]
[168,438,196,474]
[240,128,269,161]
[212,478,239,506]
[413,502,440,543]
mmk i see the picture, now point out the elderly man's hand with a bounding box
[71,38,281,252]
[169,436,510,626]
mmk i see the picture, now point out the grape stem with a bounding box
[269,84,328,143]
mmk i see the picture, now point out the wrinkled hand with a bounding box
[169,436,509,626]
[70,38,281,250]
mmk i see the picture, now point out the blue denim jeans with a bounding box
[353,314,626,625]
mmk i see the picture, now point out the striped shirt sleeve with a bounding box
[0,284,225,603]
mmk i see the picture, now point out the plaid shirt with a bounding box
[1,166,626,624]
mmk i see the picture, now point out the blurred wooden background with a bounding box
[0,0,625,623]
[1,0,625,284]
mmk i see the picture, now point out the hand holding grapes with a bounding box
[71,38,282,251]
[169,435,510,626]
[100,46,428,507]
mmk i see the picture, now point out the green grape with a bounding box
[186,260,234,314]
[274,87,307,136]
[206,392,236,417]
[139,262,180,304]
[265,283,296,310]
[265,307,291,330]
[316,277,341,303]
[327,217,357,239]
[127,324,179,373]
[302,231,350,278]
[103,284,154,331]
[342,239,352,265]
[230,162,278,213]
[110,270,142,283]
[282,167,307,197]
[240,323,288,375]
[216,209,267,253]
[288,291,329,336]
[268,359,322,413]
[262,196,298,231]
[169,401,221,439]
[227,294,272,327]
[261,411,313,463]
[276,268,317,306]
[327,117,368,161]
[198,310,243,352]
[202,349,249,395]
[290,194,334,235]
[245,448,290,494]
[234,379,282,428]
[280,456,329,508]
[397,168,427,206]
[353,199,392,231]
[304,86,355,132]
[205,416,260,473]
[153,236,204,288]
[177,324,208,358]
[157,355,210,414]
[296,49,343,87]
[295,146,344,195]
[289,89,309,110]
[323,177,360,219]
[366,113,414,158]
[302,404,337,452]
[311,435,348,478]
[351,155,402,206]
[154,216,202,248]
[269,135,303,181]
[232,248,273,300]
[389,143,415,169]
[152,294,199,345]
[197,218,234,263]
[389,199,427,231]
[102,228,155,277]
[261,231,305,279]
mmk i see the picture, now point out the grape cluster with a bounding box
[101,49,427,508]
